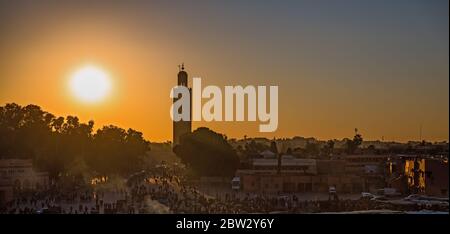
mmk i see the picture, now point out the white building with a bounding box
[252,155,317,174]
[0,159,49,205]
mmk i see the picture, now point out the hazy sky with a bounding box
[0,0,448,142]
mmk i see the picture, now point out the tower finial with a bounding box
[181,63,184,70]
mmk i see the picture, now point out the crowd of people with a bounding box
[1,165,448,214]
[0,184,130,214]
[125,169,448,214]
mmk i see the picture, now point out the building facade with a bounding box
[425,159,449,197]
[235,156,378,194]
[0,159,49,205]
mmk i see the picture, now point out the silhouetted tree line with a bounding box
[173,127,239,177]
[243,140,270,157]
[0,103,150,179]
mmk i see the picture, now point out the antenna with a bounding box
[419,123,423,141]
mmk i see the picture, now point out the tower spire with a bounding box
[178,63,185,71]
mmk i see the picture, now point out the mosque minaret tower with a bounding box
[172,63,192,146]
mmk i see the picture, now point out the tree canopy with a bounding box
[0,103,150,179]
[173,127,239,177]
[345,130,363,154]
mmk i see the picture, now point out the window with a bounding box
[305,183,312,192]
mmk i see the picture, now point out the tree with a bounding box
[0,103,151,179]
[173,127,239,177]
[244,140,269,157]
[305,142,319,157]
[90,125,150,175]
[326,140,335,150]
[286,147,292,155]
[322,140,335,157]
[345,129,363,154]
[270,141,278,154]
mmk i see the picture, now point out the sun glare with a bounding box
[69,65,112,103]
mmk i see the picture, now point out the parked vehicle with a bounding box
[375,188,401,197]
[329,186,336,194]
[231,177,240,190]
[361,192,375,200]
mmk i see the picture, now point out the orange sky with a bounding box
[0,1,448,142]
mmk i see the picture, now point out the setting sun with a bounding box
[69,65,112,103]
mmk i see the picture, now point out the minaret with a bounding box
[173,63,192,147]
[177,63,188,86]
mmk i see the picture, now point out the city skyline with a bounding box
[0,0,448,142]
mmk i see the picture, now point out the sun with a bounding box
[69,65,112,103]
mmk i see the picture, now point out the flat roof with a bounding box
[252,158,316,167]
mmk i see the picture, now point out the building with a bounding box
[236,171,366,194]
[0,159,49,205]
[387,156,448,197]
[344,155,389,174]
[252,155,317,174]
[425,159,449,197]
[236,156,367,194]
[344,155,388,191]
[172,64,192,146]
[0,178,13,207]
